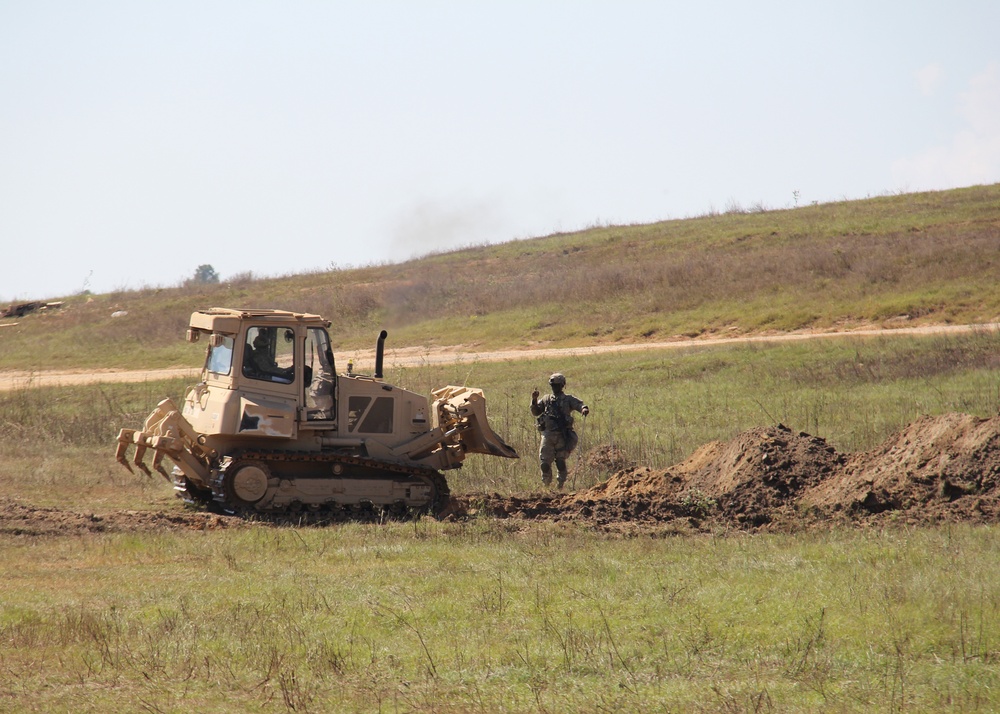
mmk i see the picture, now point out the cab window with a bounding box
[242,326,296,384]
[205,336,234,375]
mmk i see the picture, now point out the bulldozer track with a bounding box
[185,448,451,521]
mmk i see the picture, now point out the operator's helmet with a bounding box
[549,372,567,387]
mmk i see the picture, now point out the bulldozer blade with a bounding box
[432,386,518,459]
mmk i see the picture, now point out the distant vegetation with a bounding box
[188,263,220,286]
[1,184,999,371]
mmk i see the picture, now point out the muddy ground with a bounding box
[0,500,241,537]
[4,411,1000,536]
[453,411,1000,533]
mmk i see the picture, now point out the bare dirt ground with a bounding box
[1,322,995,392]
[447,411,1000,534]
[0,499,244,537]
[3,323,1000,536]
[4,411,1000,537]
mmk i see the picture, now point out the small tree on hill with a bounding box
[192,264,220,285]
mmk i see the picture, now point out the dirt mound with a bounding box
[801,412,1000,523]
[7,412,1000,535]
[669,424,844,527]
[452,413,1000,531]
[0,499,242,537]
[581,444,636,474]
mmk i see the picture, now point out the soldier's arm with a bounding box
[530,391,543,416]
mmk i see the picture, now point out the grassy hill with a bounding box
[2,183,999,371]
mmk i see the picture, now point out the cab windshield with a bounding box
[205,335,235,376]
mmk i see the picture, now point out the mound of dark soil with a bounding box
[800,413,1000,524]
[6,412,1000,535]
[452,413,1000,531]
[669,424,843,527]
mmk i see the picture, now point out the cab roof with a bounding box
[189,307,330,334]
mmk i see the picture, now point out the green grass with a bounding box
[3,330,999,502]
[2,184,999,370]
[2,522,999,712]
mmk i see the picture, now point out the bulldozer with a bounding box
[115,307,517,517]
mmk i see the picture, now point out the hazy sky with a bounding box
[2,1,999,301]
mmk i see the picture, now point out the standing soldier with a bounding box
[530,373,590,488]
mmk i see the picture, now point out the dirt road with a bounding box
[2,322,996,392]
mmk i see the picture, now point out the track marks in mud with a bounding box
[453,412,1000,531]
[5,412,1000,536]
[0,499,241,537]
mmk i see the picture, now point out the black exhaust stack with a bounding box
[374,330,388,379]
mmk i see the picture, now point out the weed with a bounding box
[680,488,717,518]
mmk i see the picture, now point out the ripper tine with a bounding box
[154,463,172,482]
[151,449,172,483]
[132,443,152,478]
[115,441,135,473]
[115,429,136,473]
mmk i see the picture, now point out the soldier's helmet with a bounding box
[549,373,567,387]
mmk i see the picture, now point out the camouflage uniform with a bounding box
[245,335,277,378]
[530,373,589,488]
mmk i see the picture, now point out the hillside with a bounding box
[2,183,999,371]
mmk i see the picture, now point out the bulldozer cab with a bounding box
[235,323,336,422]
[190,308,338,430]
[302,327,337,420]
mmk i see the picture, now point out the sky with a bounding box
[2,1,999,302]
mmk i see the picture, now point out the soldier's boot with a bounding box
[540,462,553,486]
[555,459,568,489]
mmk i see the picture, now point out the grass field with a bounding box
[3,185,1000,711]
[2,333,1000,711]
[3,519,999,712]
[3,329,1000,502]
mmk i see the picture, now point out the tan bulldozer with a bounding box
[115,308,517,517]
